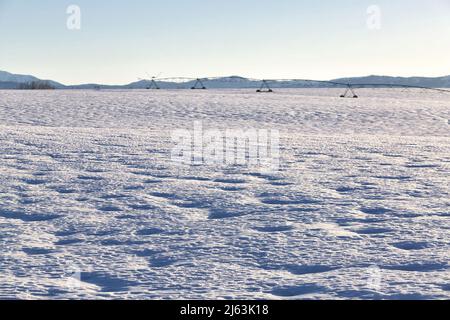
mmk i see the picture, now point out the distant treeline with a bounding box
[18,81,55,90]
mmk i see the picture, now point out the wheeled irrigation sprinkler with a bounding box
[143,75,450,97]
[147,78,160,90]
[138,76,161,90]
[340,84,359,98]
[191,78,207,90]
[256,80,274,93]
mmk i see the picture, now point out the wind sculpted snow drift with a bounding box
[0,88,449,299]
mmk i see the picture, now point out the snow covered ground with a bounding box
[0,88,449,299]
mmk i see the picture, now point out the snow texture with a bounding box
[0,89,449,299]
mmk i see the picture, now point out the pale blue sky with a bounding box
[1,0,449,85]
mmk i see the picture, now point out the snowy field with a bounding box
[0,88,449,300]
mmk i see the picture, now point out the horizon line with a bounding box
[2,70,450,87]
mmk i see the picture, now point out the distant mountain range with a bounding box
[1,70,450,89]
[0,71,65,89]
